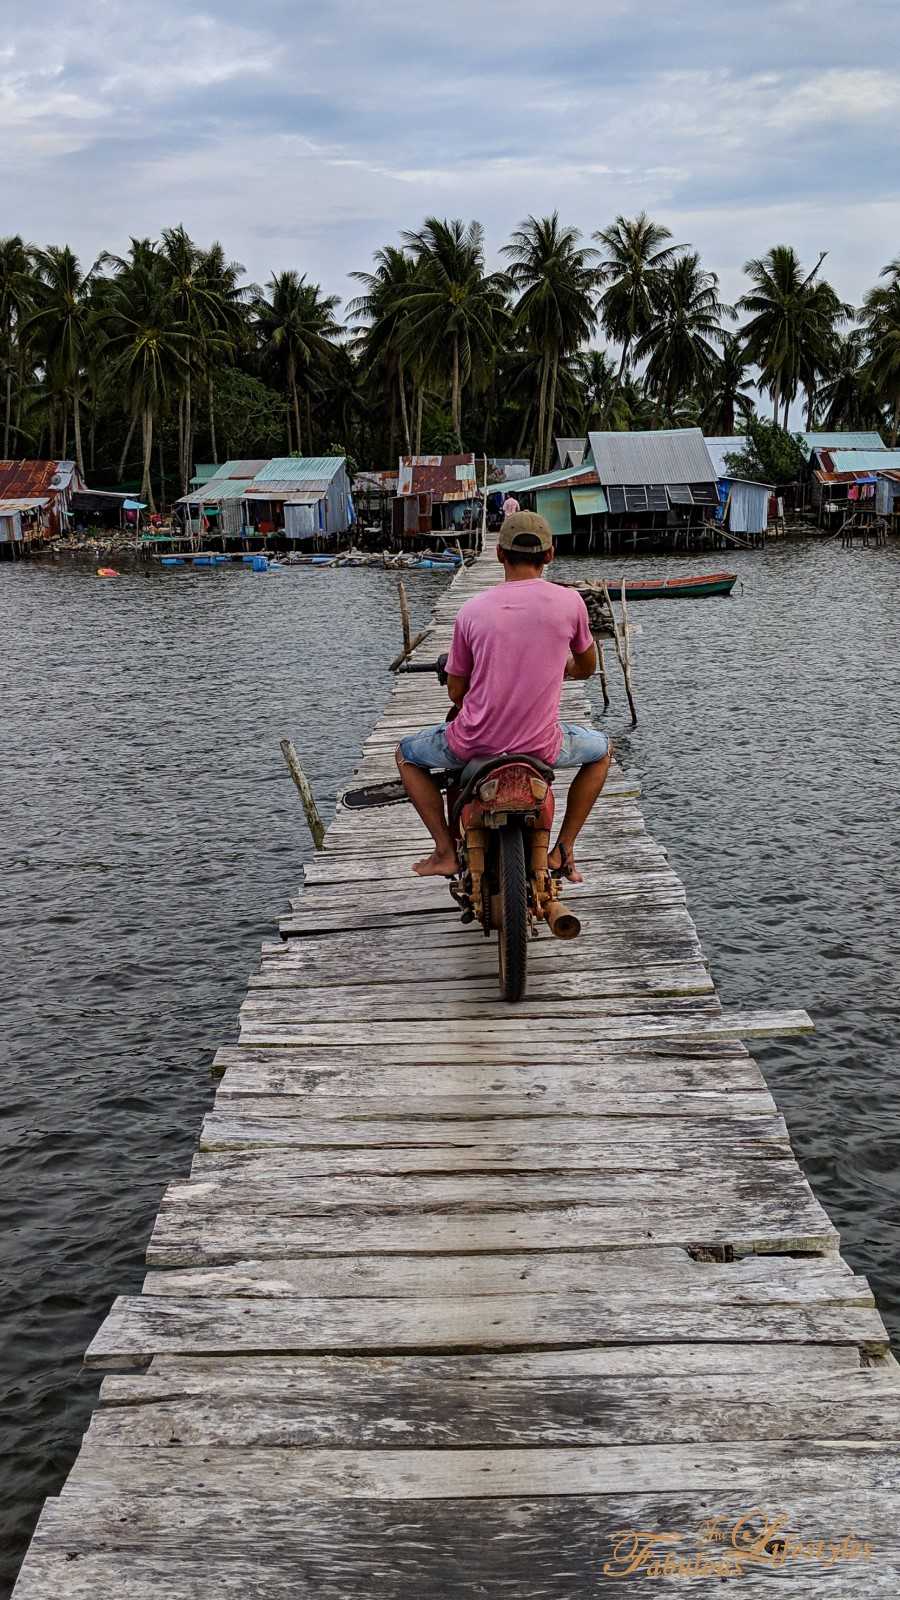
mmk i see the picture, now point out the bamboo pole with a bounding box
[596,639,610,710]
[599,580,638,728]
[397,577,412,658]
[279,739,326,850]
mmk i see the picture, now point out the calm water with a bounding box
[1,542,899,1591]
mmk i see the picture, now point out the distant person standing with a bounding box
[502,492,520,519]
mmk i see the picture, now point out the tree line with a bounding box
[1,214,899,509]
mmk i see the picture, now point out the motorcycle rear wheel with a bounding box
[497,826,528,1002]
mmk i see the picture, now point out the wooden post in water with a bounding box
[279,738,326,850]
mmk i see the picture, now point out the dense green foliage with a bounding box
[723,416,807,486]
[2,216,900,508]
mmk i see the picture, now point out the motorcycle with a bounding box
[343,655,581,1002]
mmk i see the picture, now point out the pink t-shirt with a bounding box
[445,579,593,763]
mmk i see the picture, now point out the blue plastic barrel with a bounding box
[161,556,184,567]
[251,554,269,572]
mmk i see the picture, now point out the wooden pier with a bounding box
[13,540,900,1596]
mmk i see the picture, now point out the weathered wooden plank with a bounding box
[240,978,718,1022]
[249,959,713,1000]
[86,1377,900,1449]
[237,1008,813,1048]
[142,1252,862,1303]
[89,1290,883,1367]
[125,1341,883,1386]
[17,1491,899,1598]
[211,1051,765,1100]
[201,1101,782,1149]
[189,1123,794,1180]
[60,1437,900,1498]
[145,1190,838,1265]
[158,1164,819,1217]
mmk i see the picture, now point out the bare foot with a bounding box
[413,846,458,878]
[549,842,583,883]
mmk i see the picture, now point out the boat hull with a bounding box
[603,573,737,601]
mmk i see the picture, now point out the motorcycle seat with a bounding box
[452,753,555,818]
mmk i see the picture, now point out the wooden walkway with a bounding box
[13,542,900,1596]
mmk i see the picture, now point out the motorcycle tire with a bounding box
[497,825,528,1002]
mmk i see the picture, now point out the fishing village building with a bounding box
[175,456,353,543]
[392,453,479,537]
[0,459,85,554]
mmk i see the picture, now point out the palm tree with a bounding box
[699,334,755,435]
[594,213,682,378]
[253,271,340,453]
[0,235,34,458]
[156,229,250,490]
[574,349,632,434]
[102,241,189,509]
[198,241,250,465]
[502,214,600,470]
[737,246,849,428]
[348,246,421,456]
[396,218,508,445]
[861,260,900,444]
[635,253,730,419]
[816,329,884,431]
[23,245,100,476]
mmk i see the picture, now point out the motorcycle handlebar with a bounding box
[396,652,449,682]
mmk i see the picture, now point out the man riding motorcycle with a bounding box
[396,511,612,880]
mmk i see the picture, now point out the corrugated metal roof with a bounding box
[828,449,900,473]
[555,437,587,468]
[397,454,477,502]
[0,496,50,512]
[251,456,345,484]
[587,429,716,486]
[244,480,331,498]
[800,431,885,460]
[488,465,596,496]
[704,436,748,477]
[0,459,79,498]
[178,480,255,505]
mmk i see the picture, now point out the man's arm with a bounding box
[447,672,469,706]
[565,643,597,680]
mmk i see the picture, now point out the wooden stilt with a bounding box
[279,739,326,850]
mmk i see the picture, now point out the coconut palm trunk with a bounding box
[118,412,137,481]
[183,367,192,494]
[141,405,155,512]
[535,353,549,475]
[451,333,461,442]
[892,393,900,448]
[208,373,218,464]
[398,359,411,453]
[289,355,302,454]
[72,380,85,477]
[4,367,11,457]
[543,349,559,473]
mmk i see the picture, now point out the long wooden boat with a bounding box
[590,571,737,601]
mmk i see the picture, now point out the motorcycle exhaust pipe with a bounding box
[546,900,581,940]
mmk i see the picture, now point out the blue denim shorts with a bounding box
[397,722,610,771]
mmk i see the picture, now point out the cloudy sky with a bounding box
[5,0,900,313]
